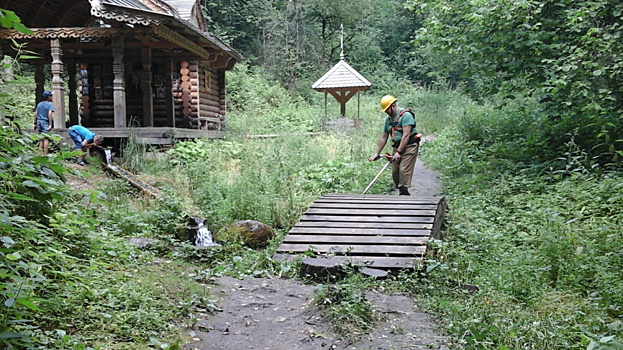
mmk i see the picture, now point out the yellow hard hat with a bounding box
[380,95,397,112]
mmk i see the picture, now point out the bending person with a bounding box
[67,125,104,166]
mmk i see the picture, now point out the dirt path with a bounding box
[185,276,449,350]
[185,150,449,350]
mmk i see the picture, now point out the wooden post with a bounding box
[34,63,44,108]
[50,39,66,128]
[79,63,90,124]
[324,91,327,119]
[112,36,126,128]
[357,91,360,118]
[165,58,175,127]
[141,47,153,127]
[67,59,79,126]
[340,91,346,117]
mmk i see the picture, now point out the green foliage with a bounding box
[225,64,321,134]
[0,8,32,34]
[0,68,37,125]
[313,282,376,336]
[120,130,148,172]
[418,118,623,348]
[0,41,212,349]
[0,122,99,348]
[166,139,214,166]
[203,0,417,91]
[408,0,623,167]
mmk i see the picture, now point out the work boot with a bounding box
[398,186,410,196]
[76,159,87,166]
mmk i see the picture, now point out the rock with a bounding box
[222,220,275,249]
[359,267,388,280]
[128,237,160,249]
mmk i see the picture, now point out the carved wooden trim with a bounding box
[91,0,163,26]
[0,27,123,40]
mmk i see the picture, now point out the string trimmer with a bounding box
[363,153,394,194]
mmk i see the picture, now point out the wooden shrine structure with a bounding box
[311,25,371,120]
[0,0,242,144]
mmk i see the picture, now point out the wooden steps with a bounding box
[274,194,446,270]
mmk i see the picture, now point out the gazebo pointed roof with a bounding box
[312,57,372,91]
[311,56,372,118]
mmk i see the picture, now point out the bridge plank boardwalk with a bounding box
[274,194,446,270]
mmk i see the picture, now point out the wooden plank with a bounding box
[315,197,441,205]
[282,235,429,245]
[432,197,447,239]
[303,208,438,216]
[310,202,439,210]
[322,193,442,201]
[277,243,426,256]
[288,227,432,236]
[300,215,435,224]
[294,221,434,229]
[273,254,422,269]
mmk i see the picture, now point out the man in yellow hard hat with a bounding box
[369,95,421,195]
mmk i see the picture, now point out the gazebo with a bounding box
[311,26,371,120]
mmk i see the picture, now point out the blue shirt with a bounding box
[71,125,95,143]
[35,101,54,122]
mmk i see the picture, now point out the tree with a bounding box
[408,0,623,166]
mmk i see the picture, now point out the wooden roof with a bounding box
[312,58,372,91]
[162,0,205,29]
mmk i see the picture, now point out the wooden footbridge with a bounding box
[274,194,446,270]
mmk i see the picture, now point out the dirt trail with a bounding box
[185,150,449,350]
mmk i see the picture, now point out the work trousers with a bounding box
[391,142,419,189]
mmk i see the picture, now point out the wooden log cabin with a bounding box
[0,0,242,144]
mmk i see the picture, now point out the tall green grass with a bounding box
[417,93,623,349]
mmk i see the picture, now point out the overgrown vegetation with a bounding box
[412,94,623,349]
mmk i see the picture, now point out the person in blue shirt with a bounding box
[33,90,54,154]
[67,125,104,166]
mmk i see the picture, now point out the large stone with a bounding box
[222,220,275,249]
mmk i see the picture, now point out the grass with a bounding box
[414,102,623,349]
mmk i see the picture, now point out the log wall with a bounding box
[172,60,225,130]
